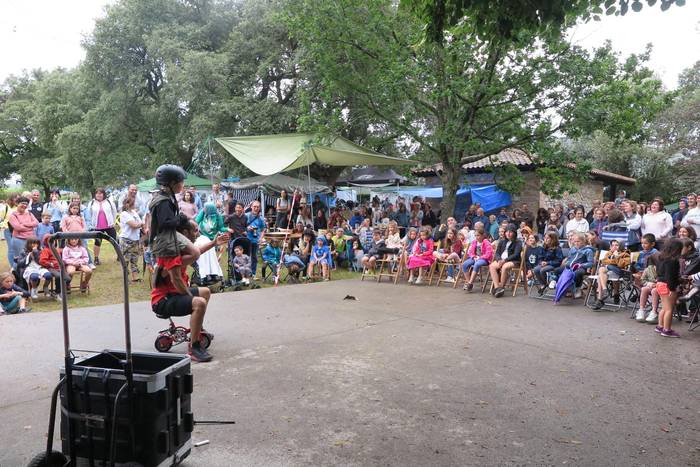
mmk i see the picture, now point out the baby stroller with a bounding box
[225,236,259,290]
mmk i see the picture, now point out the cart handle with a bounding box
[46,231,133,373]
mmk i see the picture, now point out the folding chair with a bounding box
[433,259,459,287]
[360,264,376,281]
[509,250,529,297]
[377,253,402,284]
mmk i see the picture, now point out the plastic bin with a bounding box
[60,350,193,466]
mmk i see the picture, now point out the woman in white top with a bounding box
[641,198,673,240]
[118,198,144,282]
[565,207,589,235]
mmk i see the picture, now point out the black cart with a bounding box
[29,231,193,467]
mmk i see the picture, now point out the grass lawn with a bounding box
[0,239,360,312]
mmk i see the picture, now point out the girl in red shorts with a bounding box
[655,238,683,338]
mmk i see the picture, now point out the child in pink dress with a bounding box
[407,228,435,285]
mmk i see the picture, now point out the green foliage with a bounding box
[288,0,669,215]
[400,0,685,42]
[569,131,677,201]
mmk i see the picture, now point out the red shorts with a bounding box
[656,281,670,296]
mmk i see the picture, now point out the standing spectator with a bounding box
[86,188,118,266]
[119,198,144,282]
[226,202,248,239]
[620,200,642,251]
[246,201,267,276]
[29,190,45,221]
[207,183,226,213]
[119,184,147,216]
[409,202,423,228]
[61,203,86,233]
[681,196,700,239]
[536,208,549,236]
[312,195,326,216]
[276,190,290,229]
[290,189,302,223]
[519,203,535,228]
[1,194,18,245]
[196,202,229,241]
[178,191,199,219]
[672,198,688,234]
[641,198,673,242]
[614,190,627,206]
[44,190,66,234]
[8,197,38,269]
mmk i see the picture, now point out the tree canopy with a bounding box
[0,0,692,210]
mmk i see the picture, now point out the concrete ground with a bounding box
[1,279,699,467]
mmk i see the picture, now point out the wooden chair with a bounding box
[508,250,528,297]
[377,252,402,284]
[434,259,459,287]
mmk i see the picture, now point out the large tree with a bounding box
[289,0,668,215]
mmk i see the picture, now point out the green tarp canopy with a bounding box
[137,172,212,191]
[215,133,415,176]
[222,173,330,193]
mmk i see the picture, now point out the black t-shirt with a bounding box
[227,213,248,238]
[29,202,44,221]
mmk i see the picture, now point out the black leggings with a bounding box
[93,227,117,246]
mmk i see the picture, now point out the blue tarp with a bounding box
[469,185,512,213]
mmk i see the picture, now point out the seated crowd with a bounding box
[342,192,700,340]
[3,181,700,343]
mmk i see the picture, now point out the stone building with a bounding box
[412,148,636,212]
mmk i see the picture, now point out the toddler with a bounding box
[636,253,659,323]
[0,272,30,314]
[232,244,252,284]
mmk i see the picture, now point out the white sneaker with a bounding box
[414,278,423,285]
[635,309,646,322]
[548,280,556,289]
[444,277,455,283]
[573,288,583,299]
[30,289,38,300]
[407,277,415,284]
[645,311,658,324]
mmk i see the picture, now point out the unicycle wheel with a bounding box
[27,450,68,467]
[199,332,213,349]
[154,334,173,352]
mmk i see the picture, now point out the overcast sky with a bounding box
[0,0,699,88]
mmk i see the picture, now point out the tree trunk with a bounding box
[439,159,461,222]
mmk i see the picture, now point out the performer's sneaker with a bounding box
[189,342,213,362]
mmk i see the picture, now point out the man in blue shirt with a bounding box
[246,200,267,275]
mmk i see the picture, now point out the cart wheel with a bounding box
[154,334,173,352]
[27,450,67,467]
[199,332,212,350]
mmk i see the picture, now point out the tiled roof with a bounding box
[412,148,635,185]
